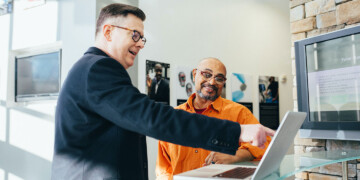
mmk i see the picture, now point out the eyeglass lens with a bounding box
[132,31,146,45]
[200,71,225,84]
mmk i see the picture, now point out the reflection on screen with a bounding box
[306,34,360,122]
[16,51,60,100]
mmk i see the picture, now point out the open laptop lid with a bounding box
[252,111,307,180]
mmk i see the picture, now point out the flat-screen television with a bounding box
[295,25,360,140]
[14,49,61,102]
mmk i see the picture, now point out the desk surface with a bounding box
[253,150,360,179]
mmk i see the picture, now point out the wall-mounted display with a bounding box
[6,42,62,107]
[295,25,360,140]
[146,60,170,105]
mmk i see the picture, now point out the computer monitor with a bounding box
[294,25,360,140]
[7,42,62,106]
[15,50,61,102]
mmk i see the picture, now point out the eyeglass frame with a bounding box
[196,69,227,85]
[110,25,146,45]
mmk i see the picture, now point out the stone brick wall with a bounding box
[289,0,360,179]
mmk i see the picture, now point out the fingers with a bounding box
[239,124,274,148]
[250,128,265,148]
[264,126,275,136]
[254,126,268,148]
[204,152,216,165]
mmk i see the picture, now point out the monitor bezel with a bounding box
[295,25,360,131]
[14,49,62,102]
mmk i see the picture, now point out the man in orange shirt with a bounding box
[156,58,272,180]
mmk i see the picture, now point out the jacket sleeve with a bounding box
[156,141,172,180]
[86,58,241,155]
[236,107,272,160]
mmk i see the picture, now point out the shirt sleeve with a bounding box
[236,107,272,160]
[239,136,271,160]
[156,141,172,180]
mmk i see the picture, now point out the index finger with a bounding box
[204,152,213,165]
[264,127,275,136]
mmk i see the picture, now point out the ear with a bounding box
[102,24,113,42]
[192,68,197,82]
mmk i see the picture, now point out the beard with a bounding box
[197,83,219,101]
[155,74,162,81]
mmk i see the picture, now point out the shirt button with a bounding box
[212,139,219,145]
[195,150,198,153]
[210,110,212,113]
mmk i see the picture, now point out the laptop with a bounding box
[174,111,307,180]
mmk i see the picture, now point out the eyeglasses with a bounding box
[111,25,146,45]
[197,69,227,85]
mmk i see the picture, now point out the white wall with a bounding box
[0,0,96,179]
[0,1,60,179]
[138,0,292,179]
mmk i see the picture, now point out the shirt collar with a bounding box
[156,79,162,84]
[85,47,110,57]
[185,93,223,113]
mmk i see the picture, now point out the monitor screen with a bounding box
[305,34,360,122]
[15,50,61,102]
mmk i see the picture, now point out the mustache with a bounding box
[201,83,218,92]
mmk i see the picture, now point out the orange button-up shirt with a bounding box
[155,94,271,180]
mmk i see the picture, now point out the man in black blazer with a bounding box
[51,3,274,180]
[148,64,170,105]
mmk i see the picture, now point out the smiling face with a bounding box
[105,14,145,69]
[154,64,162,81]
[193,58,227,101]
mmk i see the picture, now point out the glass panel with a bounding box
[305,34,360,122]
[258,150,360,180]
[16,51,60,96]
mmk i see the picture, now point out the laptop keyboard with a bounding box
[212,167,256,179]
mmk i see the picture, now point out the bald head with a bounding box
[196,58,227,76]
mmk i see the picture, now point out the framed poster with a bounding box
[146,60,170,105]
[175,66,195,105]
[231,73,253,112]
[259,76,279,130]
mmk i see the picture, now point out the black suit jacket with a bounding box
[51,47,241,180]
[149,79,169,105]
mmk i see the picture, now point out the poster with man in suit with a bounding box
[146,60,170,105]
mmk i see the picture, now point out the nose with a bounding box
[136,40,145,49]
[208,77,216,85]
